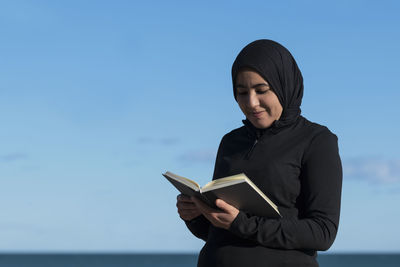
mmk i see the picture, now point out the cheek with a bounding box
[273,99,283,113]
[261,97,281,112]
[260,99,272,109]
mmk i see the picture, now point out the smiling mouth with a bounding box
[251,111,265,118]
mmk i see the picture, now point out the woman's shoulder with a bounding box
[220,124,248,142]
[298,116,338,140]
[298,116,340,162]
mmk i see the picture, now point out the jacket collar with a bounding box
[242,115,299,139]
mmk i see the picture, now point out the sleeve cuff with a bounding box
[228,210,249,238]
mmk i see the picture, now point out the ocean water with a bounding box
[0,253,398,267]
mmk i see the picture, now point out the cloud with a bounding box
[178,149,216,164]
[159,137,180,145]
[0,153,28,162]
[343,158,400,184]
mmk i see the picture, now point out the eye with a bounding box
[256,89,269,94]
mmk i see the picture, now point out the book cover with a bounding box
[163,171,281,218]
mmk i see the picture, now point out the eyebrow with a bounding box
[236,83,270,89]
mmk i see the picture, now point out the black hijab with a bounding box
[231,39,304,131]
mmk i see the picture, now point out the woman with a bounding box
[176,39,342,267]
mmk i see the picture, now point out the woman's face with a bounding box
[235,69,283,129]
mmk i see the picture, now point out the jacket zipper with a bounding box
[245,139,258,159]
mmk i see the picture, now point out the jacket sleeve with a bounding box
[228,130,343,251]
[184,136,228,241]
[184,215,210,241]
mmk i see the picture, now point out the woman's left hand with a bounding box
[191,196,239,230]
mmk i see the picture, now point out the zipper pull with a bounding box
[245,139,258,159]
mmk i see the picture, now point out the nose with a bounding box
[247,91,259,108]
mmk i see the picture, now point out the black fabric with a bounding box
[232,39,304,129]
[184,40,343,267]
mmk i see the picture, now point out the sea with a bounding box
[0,253,399,267]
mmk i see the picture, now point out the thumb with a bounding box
[215,199,232,212]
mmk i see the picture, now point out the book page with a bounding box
[202,173,247,191]
[164,171,200,191]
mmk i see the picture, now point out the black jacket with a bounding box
[185,116,342,267]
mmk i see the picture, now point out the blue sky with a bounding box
[1,0,400,253]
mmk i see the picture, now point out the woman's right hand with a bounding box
[176,194,202,221]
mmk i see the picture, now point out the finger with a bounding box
[177,194,193,202]
[177,202,198,210]
[191,198,224,226]
[215,199,232,213]
[179,210,197,217]
[191,197,213,212]
[179,211,201,217]
[177,201,196,208]
[179,209,202,220]
[191,198,214,218]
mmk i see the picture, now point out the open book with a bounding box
[163,171,281,218]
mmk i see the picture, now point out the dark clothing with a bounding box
[231,39,304,128]
[185,39,342,266]
[185,116,342,267]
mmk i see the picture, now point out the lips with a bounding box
[251,110,265,118]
